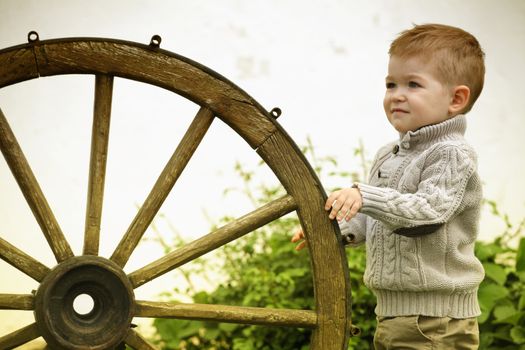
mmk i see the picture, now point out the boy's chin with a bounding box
[390,122,412,134]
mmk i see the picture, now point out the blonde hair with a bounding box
[389,23,485,113]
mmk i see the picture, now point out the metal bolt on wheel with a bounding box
[0,33,356,349]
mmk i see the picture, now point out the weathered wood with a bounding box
[0,109,74,263]
[30,39,276,149]
[124,329,158,350]
[0,37,354,349]
[257,131,352,349]
[0,323,40,349]
[0,46,39,87]
[33,256,135,349]
[83,74,113,255]
[0,294,34,310]
[110,106,215,268]
[0,237,50,282]
[135,300,317,329]
[128,195,297,288]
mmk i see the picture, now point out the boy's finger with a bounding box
[325,192,339,210]
[337,204,350,221]
[291,230,304,242]
[344,200,362,221]
[295,240,307,251]
[329,204,341,219]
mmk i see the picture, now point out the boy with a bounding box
[292,23,485,349]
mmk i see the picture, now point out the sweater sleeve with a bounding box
[338,213,367,246]
[358,145,477,232]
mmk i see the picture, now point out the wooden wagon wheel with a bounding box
[0,32,357,349]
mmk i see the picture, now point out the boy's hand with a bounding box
[325,187,362,222]
[292,187,362,251]
[291,228,307,251]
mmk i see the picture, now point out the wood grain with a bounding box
[111,106,214,268]
[0,109,73,263]
[83,74,113,255]
[0,237,50,282]
[128,195,297,288]
[0,323,40,349]
[32,39,276,149]
[124,329,158,350]
[0,46,39,87]
[0,294,34,310]
[135,300,317,329]
[257,131,352,348]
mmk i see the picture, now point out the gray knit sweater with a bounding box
[339,115,485,318]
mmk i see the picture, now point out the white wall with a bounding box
[0,0,524,338]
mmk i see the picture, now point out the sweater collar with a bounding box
[399,115,466,149]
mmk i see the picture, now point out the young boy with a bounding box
[292,23,485,349]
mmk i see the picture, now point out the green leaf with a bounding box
[478,283,509,312]
[219,322,239,333]
[193,291,210,304]
[493,305,524,325]
[517,238,525,271]
[478,309,490,324]
[511,326,525,344]
[479,332,494,348]
[177,321,204,339]
[519,293,525,310]
[484,263,508,285]
[476,242,503,261]
[491,324,514,342]
[203,327,221,341]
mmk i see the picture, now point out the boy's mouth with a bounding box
[391,108,408,114]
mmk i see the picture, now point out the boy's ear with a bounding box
[448,85,470,115]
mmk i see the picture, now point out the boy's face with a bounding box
[384,55,454,133]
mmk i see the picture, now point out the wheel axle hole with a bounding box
[73,293,95,315]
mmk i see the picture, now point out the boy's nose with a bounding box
[392,90,406,102]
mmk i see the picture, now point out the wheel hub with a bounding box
[34,256,135,349]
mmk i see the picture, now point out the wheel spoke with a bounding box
[0,294,34,310]
[0,323,40,349]
[124,329,158,350]
[110,106,215,267]
[135,300,317,329]
[0,237,50,282]
[0,108,74,262]
[128,195,296,288]
[83,75,113,255]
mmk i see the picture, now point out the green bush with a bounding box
[476,201,525,349]
[150,141,524,350]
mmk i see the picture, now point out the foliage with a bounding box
[150,138,375,349]
[476,200,525,350]
[151,138,524,350]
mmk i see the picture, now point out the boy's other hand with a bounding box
[325,187,362,222]
[291,228,307,251]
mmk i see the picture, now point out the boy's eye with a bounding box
[408,81,421,88]
[386,82,396,89]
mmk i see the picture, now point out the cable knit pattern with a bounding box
[339,115,485,318]
[359,144,476,229]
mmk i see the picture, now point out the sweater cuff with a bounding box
[355,182,390,213]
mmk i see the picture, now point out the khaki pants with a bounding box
[373,315,479,350]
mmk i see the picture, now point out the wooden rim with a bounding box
[0,34,353,349]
